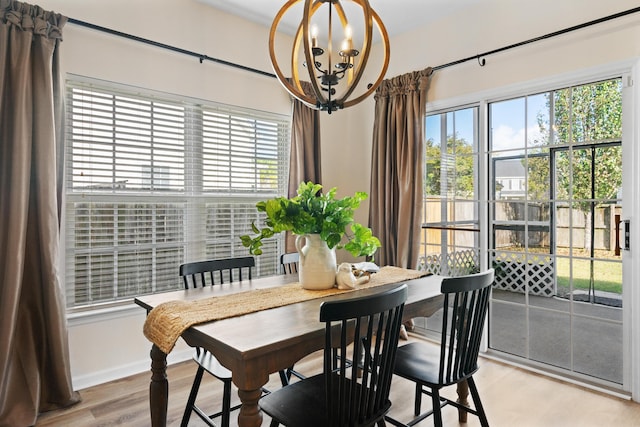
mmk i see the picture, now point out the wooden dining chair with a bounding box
[278,252,305,386]
[260,284,408,427]
[179,256,255,427]
[386,269,494,427]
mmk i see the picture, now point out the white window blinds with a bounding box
[65,77,290,309]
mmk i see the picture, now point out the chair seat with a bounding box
[394,342,478,388]
[194,350,232,380]
[260,373,391,427]
[393,342,442,387]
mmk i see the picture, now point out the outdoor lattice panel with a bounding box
[418,249,479,277]
[527,255,554,296]
[491,251,555,296]
[419,254,444,275]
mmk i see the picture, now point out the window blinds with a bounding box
[65,78,290,309]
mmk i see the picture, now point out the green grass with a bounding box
[555,257,622,294]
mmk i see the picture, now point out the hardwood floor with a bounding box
[36,335,640,426]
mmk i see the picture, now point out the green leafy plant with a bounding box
[240,181,381,258]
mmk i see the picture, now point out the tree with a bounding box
[530,79,623,256]
[425,133,475,198]
[551,80,621,200]
[533,79,622,205]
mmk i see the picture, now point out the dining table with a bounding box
[134,267,454,427]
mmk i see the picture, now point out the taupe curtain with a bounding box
[286,80,321,252]
[287,80,322,195]
[369,67,433,268]
[0,2,80,426]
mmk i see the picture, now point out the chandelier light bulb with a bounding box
[311,24,319,47]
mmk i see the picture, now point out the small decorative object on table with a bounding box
[240,182,381,290]
[336,262,371,289]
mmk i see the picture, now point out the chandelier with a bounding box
[269,0,390,114]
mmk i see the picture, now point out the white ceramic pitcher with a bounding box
[295,234,337,290]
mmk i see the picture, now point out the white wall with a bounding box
[386,0,640,97]
[44,0,290,114]
[34,0,640,390]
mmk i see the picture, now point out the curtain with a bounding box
[0,2,80,426]
[369,67,433,269]
[285,80,322,252]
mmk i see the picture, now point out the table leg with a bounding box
[456,379,470,422]
[237,388,263,427]
[150,344,168,427]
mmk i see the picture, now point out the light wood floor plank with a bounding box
[36,336,640,426]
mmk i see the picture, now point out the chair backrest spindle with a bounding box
[179,256,255,290]
[280,252,299,275]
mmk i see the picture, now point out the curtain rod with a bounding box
[433,6,640,71]
[66,17,277,79]
[68,6,640,77]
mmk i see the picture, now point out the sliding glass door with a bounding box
[488,78,624,385]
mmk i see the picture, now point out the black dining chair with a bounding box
[179,256,257,427]
[260,284,408,427]
[280,252,299,275]
[278,252,306,386]
[386,269,494,427]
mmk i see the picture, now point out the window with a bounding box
[64,77,290,309]
[420,107,480,277]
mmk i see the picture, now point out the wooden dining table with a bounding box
[134,271,448,427]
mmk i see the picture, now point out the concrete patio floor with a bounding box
[414,288,623,384]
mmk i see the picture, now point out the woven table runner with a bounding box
[144,266,428,354]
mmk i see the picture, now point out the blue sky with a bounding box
[426,93,549,151]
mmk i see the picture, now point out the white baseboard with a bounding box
[72,347,193,391]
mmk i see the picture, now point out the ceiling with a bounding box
[196,0,483,38]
